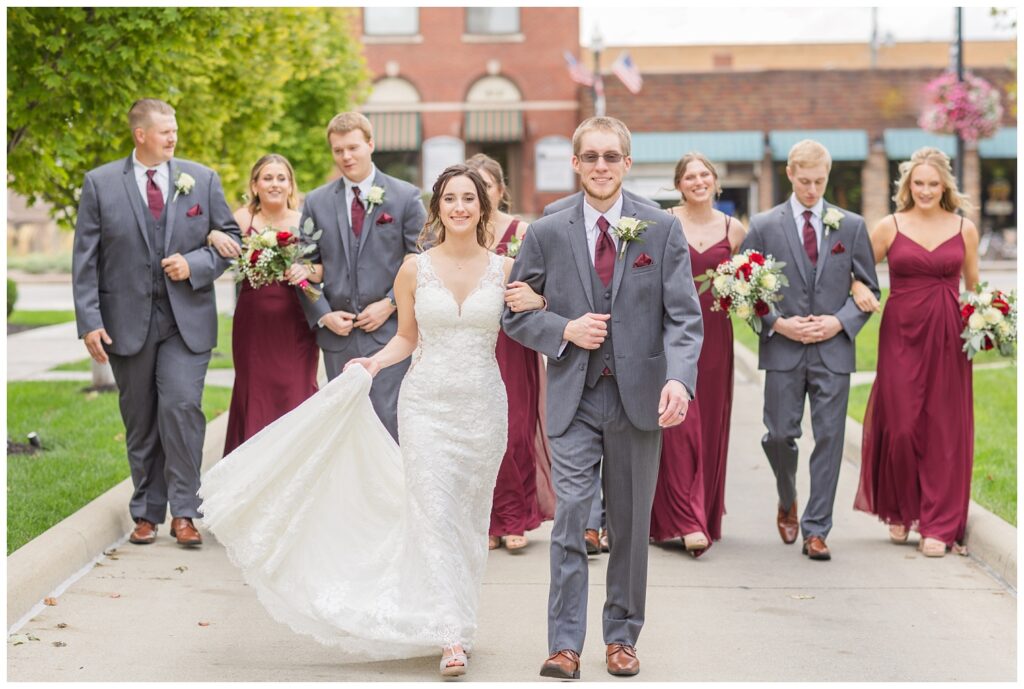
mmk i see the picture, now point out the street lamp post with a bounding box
[953,7,965,188]
[591,24,605,117]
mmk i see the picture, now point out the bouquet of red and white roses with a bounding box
[234,218,323,301]
[960,282,1016,360]
[696,249,788,334]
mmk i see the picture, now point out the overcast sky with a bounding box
[579,5,1017,46]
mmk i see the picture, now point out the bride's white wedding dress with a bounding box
[199,251,508,661]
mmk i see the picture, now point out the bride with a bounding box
[198,164,544,677]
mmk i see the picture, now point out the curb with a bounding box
[734,339,1017,590]
[6,413,229,631]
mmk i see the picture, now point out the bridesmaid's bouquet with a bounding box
[235,218,322,301]
[696,249,788,334]
[960,282,1016,360]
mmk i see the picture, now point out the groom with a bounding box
[72,98,240,547]
[298,112,426,440]
[740,139,879,561]
[504,116,703,678]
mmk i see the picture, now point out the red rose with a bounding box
[748,252,766,266]
[992,296,1010,315]
[960,304,975,321]
[276,231,295,246]
[754,300,770,316]
[250,249,262,265]
[983,334,995,351]
[737,262,753,281]
[718,296,732,311]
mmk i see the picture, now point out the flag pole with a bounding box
[591,23,605,117]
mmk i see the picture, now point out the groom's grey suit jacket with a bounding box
[72,156,238,355]
[503,194,704,436]
[298,170,425,352]
[741,200,879,373]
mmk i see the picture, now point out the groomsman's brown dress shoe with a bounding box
[606,643,640,676]
[599,528,610,553]
[802,535,831,560]
[776,501,799,544]
[129,519,157,545]
[170,517,203,547]
[540,649,580,679]
[584,529,600,555]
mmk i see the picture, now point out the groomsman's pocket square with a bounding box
[633,253,654,268]
[186,204,203,218]
[376,212,394,225]
[831,241,846,255]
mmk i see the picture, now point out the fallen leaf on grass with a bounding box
[52,641,67,647]
[175,565,188,573]
[84,391,99,401]
[109,593,121,599]
[789,594,815,600]
[113,432,125,442]
[198,621,210,627]
[56,623,68,629]
[43,597,57,606]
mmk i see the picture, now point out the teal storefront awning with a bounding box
[769,129,869,162]
[883,128,956,160]
[979,127,1017,158]
[630,131,764,164]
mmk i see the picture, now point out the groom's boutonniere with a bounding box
[822,208,844,235]
[365,185,386,211]
[174,172,196,201]
[611,217,653,259]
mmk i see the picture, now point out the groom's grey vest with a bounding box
[144,202,171,306]
[585,267,616,388]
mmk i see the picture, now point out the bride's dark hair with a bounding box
[417,164,493,250]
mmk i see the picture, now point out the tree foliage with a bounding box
[7,7,369,228]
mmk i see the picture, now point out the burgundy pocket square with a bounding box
[376,212,394,225]
[633,253,654,268]
[831,241,846,255]
[186,204,203,218]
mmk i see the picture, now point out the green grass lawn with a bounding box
[7,310,76,328]
[51,314,235,372]
[6,381,233,554]
[847,366,1017,525]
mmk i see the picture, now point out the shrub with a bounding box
[7,278,17,317]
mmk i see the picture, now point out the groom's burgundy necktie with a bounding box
[145,169,164,221]
[350,186,365,238]
[595,215,615,287]
[801,209,818,265]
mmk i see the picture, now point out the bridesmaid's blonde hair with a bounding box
[892,147,972,213]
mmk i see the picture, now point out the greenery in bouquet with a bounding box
[696,249,788,334]
[960,282,1016,360]
[234,218,323,301]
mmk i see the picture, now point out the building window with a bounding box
[465,7,519,35]
[364,7,418,36]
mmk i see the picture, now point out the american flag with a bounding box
[563,50,594,87]
[611,51,643,94]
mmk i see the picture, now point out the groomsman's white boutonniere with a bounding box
[174,172,196,201]
[366,185,386,211]
[822,208,844,235]
[611,218,653,259]
[506,235,522,258]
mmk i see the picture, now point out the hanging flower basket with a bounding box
[918,71,1004,143]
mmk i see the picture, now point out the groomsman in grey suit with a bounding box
[297,112,426,440]
[504,117,703,679]
[72,98,240,547]
[740,139,879,561]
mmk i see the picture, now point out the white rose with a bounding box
[260,231,278,248]
[968,312,986,330]
[760,273,778,291]
[713,274,730,293]
[977,292,993,306]
[733,280,751,297]
[731,254,749,270]
[983,307,1003,325]
[734,303,752,320]
[996,321,1012,337]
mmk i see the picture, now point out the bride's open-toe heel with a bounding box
[440,644,468,678]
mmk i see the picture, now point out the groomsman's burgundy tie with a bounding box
[595,215,615,287]
[801,209,818,265]
[145,169,164,220]
[350,186,365,238]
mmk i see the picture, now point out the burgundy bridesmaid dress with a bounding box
[855,218,973,547]
[650,217,735,547]
[223,227,320,455]
[490,219,556,537]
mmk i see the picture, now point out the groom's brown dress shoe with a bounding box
[584,529,600,555]
[599,528,610,553]
[170,517,202,547]
[776,501,799,544]
[540,649,580,679]
[802,535,831,561]
[606,643,640,676]
[129,519,157,545]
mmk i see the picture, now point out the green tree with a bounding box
[7,7,369,228]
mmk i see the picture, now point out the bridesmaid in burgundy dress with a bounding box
[208,154,320,455]
[650,152,746,556]
[854,147,979,558]
[466,153,554,552]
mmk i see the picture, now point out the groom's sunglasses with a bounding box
[578,151,625,164]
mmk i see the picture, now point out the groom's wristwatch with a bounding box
[387,294,397,309]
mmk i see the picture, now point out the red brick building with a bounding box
[355,7,581,215]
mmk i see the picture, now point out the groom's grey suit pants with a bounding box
[547,376,662,654]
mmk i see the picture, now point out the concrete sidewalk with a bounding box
[6,349,1016,681]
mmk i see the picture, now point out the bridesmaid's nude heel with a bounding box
[683,531,709,552]
[918,537,947,557]
[888,524,909,544]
